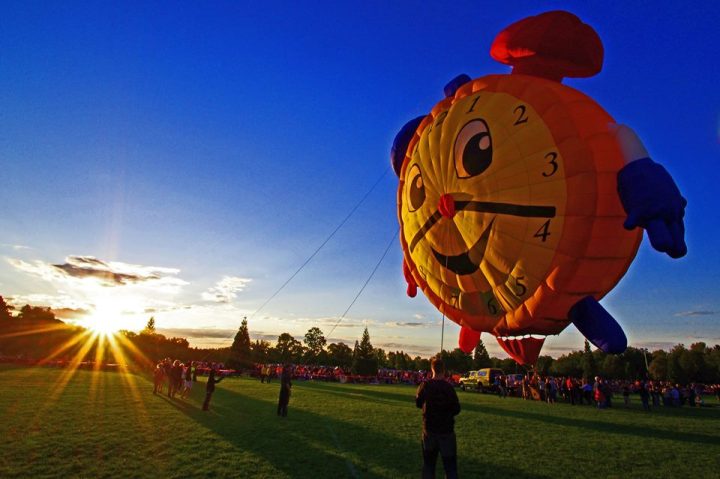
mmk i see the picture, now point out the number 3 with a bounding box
[543,152,558,177]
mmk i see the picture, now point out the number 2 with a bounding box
[513,105,528,125]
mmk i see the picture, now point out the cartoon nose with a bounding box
[438,194,456,218]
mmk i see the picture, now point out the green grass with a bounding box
[0,365,718,478]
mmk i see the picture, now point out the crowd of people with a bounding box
[490,373,718,410]
[151,359,233,410]
[149,357,720,416]
[253,363,433,384]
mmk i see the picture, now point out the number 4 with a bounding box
[534,220,551,242]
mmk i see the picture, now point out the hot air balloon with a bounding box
[391,11,687,365]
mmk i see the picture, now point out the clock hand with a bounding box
[455,201,556,218]
[409,211,442,253]
[408,200,556,254]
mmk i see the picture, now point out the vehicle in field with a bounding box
[505,373,526,395]
[459,368,504,392]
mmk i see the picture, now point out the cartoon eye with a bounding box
[406,164,425,212]
[454,119,492,178]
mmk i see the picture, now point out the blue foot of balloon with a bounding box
[569,296,627,354]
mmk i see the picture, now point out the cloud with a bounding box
[631,341,681,351]
[674,310,717,317]
[384,321,427,328]
[0,243,31,251]
[202,276,252,303]
[157,328,236,339]
[51,307,91,320]
[9,255,186,289]
[377,342,437,356]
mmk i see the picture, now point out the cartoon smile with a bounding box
[409,197,556,276]
[432,219,494,275]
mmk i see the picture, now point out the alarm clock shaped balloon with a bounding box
[391,11,687,365]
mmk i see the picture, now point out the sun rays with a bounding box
[11,325,158,431]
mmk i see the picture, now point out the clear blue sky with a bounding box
[1,1,718,358]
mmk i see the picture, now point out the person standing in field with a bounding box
[277,364,292,417]
[152,363,164,395]
[415,357,461,479]
[181,363,193,399]
[202,368,224,411]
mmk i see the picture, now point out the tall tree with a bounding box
[142,316,156,334]
[274,333,303,364]
[327,342,353,367]
[581,339,596,380]
[473,340,492,369]
[352,327,378,375]
[357,327,374,359]
[648,350,668,381]
[228,318,252,369]
[303,327,327,363]
[0,296,12,321]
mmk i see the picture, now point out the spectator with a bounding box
[415,357,460,479]
[202,368,224,411]
[277,364,293,417]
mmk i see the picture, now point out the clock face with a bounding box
[399,88,568,332]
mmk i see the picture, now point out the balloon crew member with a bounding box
[277,364,292,417]
[415,357,461,479]
[202,368,224,411]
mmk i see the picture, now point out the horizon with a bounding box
[2,2,718,360]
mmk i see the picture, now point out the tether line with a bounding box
[327,228,399,338]
[248,166,391,320]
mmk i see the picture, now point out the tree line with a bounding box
[1,295,719,383]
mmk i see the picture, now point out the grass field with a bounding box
[0,365,718,478]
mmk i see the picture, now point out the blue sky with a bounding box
[1,1,718,358]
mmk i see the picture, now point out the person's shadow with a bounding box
[161,378,549,479]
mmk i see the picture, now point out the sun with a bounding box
[82,295,135,336]
[84,314,120,337]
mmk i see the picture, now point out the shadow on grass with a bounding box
[300,382,720,446]
[159,380,550,479]
[460,401,719,446]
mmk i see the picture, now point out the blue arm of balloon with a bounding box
[391,74,472,177]
[617,157,687,258]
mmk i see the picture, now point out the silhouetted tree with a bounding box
[352,327,378,375]
[143,316,156,334]
[303,327,327,364]
[472,340,492,369]
[0,296,12,321]
[327,342,353,368]
[227,318,252,369]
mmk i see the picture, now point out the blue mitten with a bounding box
[617,157,687,258]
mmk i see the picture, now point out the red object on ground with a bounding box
[490,10,603,82]
[496,336,545,365]
[458,326,481,353]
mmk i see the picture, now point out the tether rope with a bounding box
[248,166,391,320]
[326,227,398,338]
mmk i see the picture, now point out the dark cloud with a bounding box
[674,310,717,317]
[394,322,425,327]
[53,263,153,286]
[51,256,163,286]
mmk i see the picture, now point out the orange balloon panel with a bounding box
[397,74,642,338]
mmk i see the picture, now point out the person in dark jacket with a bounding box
[416,357,461,479]
[277,364,292,417]
[202,368,224,411]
